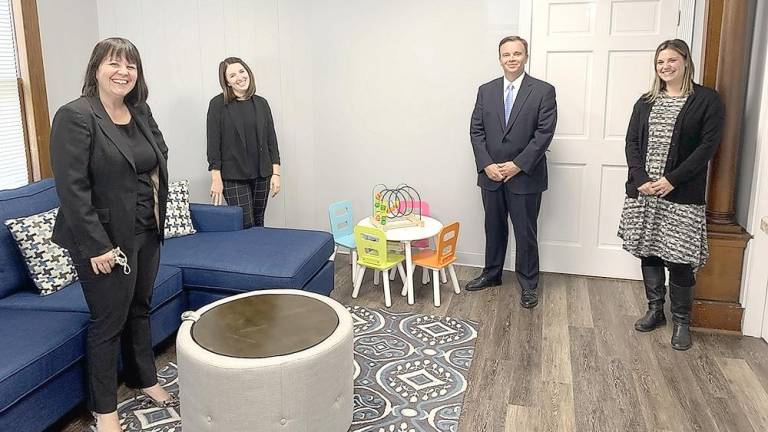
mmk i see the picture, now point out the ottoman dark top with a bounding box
[191,293,340,358]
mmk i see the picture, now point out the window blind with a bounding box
[0,0,28,189]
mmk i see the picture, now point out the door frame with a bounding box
[741,43,768,339]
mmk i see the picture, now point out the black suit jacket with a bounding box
[624,84,724,204]
[50,96,169,259]
[206,93,281,179]
[470,74,557,193]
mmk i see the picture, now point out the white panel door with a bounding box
[529,0,680,279]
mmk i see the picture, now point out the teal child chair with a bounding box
[328,200,357,279]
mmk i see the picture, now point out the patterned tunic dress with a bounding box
[617,94,708,268]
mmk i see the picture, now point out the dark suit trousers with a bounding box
[481,186,542,291]
[72,230,160,413]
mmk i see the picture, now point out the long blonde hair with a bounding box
[642,39,695,103]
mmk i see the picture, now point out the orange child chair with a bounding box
[409,222,461,307]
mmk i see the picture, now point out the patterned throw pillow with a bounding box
[164,180,197,239]
[4,208,77,295]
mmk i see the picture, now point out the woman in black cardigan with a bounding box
[618,39,724,351]
[206,57,281,228]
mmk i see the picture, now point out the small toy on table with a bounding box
[371,183,425,231]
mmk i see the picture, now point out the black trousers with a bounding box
[72,230,161,413]
[481,187,542,291]
[223,177,270,228]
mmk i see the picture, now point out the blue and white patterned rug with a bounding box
[94,306,478,432]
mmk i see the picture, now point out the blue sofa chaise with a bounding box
[0,178,335,431]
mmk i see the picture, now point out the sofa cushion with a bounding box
[4,208,77,295]
[0,265,183,314]
[0,308,89,413]
[161,228,334,291]
[0,179,59,299]
[190,203,242,232]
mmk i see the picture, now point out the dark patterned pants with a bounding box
[223,178,270,228]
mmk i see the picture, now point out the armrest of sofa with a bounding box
[190,204,243,232]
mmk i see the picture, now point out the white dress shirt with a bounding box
[503,72,526,109]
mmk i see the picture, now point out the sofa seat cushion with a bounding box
[160,228,334,291]
[0,308,89,412]
[0,265,183,314]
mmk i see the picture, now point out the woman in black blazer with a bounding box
[50,38,178,432]
[618,39,724,351]
[207,57,281,228]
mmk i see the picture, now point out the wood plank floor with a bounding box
[54,255,768,432]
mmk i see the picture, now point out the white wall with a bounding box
[78,0,521,265]
[37,0,100,122]
[736,0,763,226]
[739,0,768,337]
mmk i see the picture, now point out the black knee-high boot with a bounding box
[669,282,694,350]
[634,265,667,332]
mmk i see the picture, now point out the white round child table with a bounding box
[357,216,443,304]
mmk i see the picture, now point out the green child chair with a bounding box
[353,225,406,307]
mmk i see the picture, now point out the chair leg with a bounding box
[331,245,338,261]
[432,269,441,307]
[383,269,392,307]
[352,267,366,298]
[422,267,430,285]
[390,269,396,281]
[351,249,357,279]
[449,265,460,294]
[399,264,408,296]
[440,268,448,283]
[374,270,380,286]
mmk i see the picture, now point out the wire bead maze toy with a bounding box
[370,183,425,230]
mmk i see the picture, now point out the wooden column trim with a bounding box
[700,0,723,89]
[706,0,750,225]
[693,0,755,333]
[11,0,51,180]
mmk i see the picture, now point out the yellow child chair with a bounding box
[409,222,461,307]
[353,225,406,307]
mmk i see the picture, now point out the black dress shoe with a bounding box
[465,275,502,291]
[520,289,538,309]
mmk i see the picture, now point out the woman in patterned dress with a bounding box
[618,39,724,351]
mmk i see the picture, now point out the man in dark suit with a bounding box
[466,36,557,309]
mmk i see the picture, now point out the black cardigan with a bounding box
[206,93,281,180]
[624,83,724,205]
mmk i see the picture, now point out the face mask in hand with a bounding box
[113,247,131,275]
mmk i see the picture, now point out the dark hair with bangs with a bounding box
[218,57,256,103]
[81,37,148,105]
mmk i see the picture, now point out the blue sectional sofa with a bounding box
[0,179,335,431]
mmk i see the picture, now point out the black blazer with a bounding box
[50,96,169,259]
[625,84,724,204]
[470,74,557,193]
[206,94,281,179]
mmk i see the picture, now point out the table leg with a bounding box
[405,241,414,305]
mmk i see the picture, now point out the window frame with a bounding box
[10,0,50,182]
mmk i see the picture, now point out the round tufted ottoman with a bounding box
[176,289,354,432]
